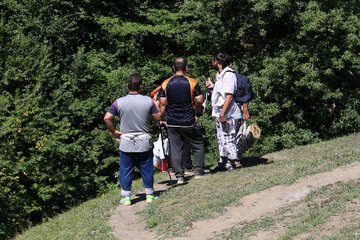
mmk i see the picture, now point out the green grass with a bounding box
[14,173,170,240]
[14,133,360,239]
[141,133,360,238]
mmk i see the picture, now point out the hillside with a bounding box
[15,133,360,239]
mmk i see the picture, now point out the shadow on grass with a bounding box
[239,156,272,168]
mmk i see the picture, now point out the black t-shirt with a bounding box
[159,75,201,127]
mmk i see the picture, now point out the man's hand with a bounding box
[159,121,167,132]
[113,130,123,142]
[242,103,250,121]
[206,77,214,89]
[242,109,250,121]
[219,116,227,123]
[218,93,233,124]
[104,112,123,142]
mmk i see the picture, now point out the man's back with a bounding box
[161,75,201,127]
[110,94,154,133]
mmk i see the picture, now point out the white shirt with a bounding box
[211,66,242,120]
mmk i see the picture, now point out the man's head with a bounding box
[172,57,188,73]
[212,52,233,70]
[127,73,142,91]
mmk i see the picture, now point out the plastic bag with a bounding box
[153,133,169,172]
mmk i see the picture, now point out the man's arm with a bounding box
[242,102,250,121]
[194,95,204,109]
[152,112,162,122]
[159,97,167,117]
[104,112,122,141]
[219,93,233,123]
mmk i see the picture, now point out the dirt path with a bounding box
[108,179,173,240]
[109,162,360,240]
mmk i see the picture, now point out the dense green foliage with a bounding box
[1,0,359,238]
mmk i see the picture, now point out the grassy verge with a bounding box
[140,133,360,238]
[13,133,360,239]
[14,173,170,240]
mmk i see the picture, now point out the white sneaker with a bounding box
[177,177,185,184]
[226,163,236,171]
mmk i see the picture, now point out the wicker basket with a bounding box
[236,121,261,155]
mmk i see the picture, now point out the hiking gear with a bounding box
[160,128,173,186]
[236,121,261,155]
[120,197,131,206]
[146,194,159,204]
[223,70,254,105]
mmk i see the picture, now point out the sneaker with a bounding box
[177,177,185,184]
[194,173,210,179]
[146,194,159,204]
[226,163,236,171]
[184,168,194,176]
[120,196,131,206]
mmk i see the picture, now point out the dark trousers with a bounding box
[182,141,193,170]
[168,122,205,178]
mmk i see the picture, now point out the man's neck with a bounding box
[174,70,186,76]
[128,90,140,94]
[218,65,224,73]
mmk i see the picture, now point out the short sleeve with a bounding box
[193,83,202,97]
[158,87,166,98]
[222,72,237,95]
[107,101,118,115]
[151,100,159,114]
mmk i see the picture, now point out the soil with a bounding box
[108,162,360,240]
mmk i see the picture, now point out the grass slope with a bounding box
[14,133,360,239]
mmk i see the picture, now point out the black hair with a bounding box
[212,52,233,68]
[127,73,142,91]
[173,57,188,72]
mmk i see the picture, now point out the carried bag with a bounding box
[236,121,261,155]
[153,133,169,172]
[223,70,254,105]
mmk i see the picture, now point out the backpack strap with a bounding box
[150,85,162,101]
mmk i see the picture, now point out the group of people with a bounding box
[104,52,250,206]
